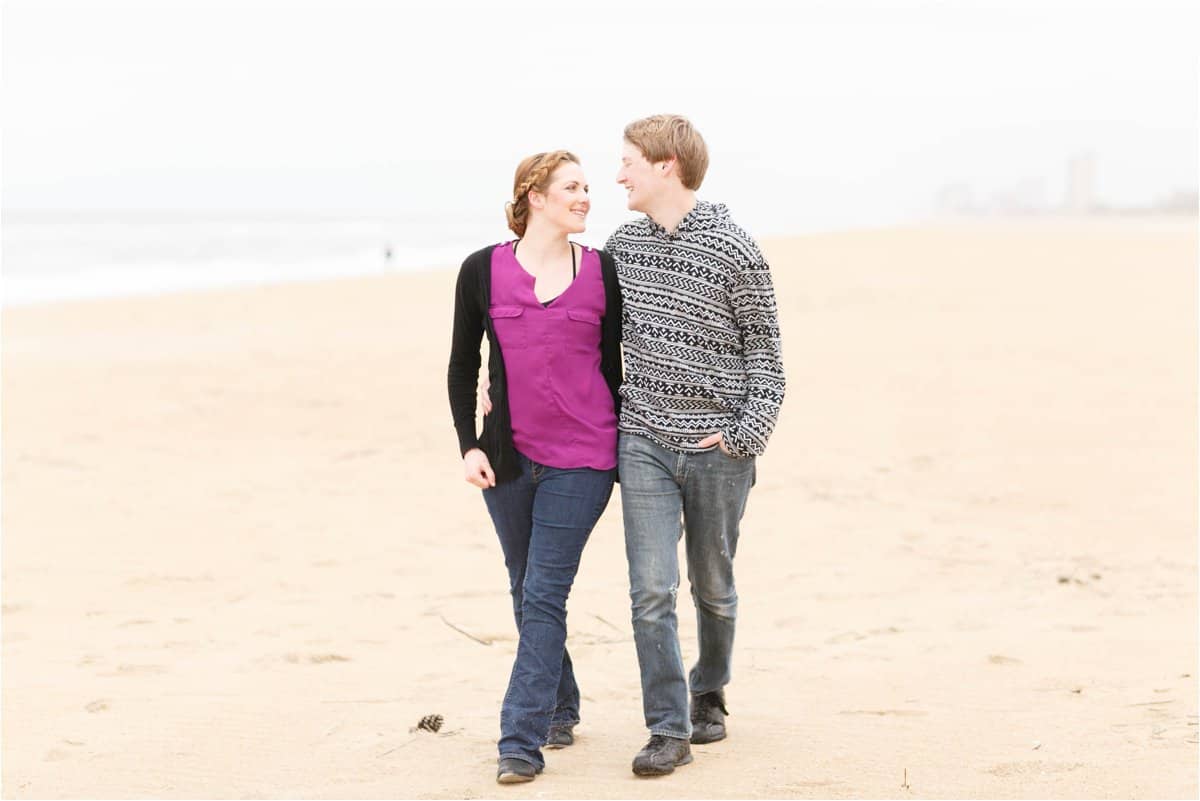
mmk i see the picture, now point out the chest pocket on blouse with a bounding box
[490,305,526,350]
[565,308,601,354]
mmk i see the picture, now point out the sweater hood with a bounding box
[647,199,730,237]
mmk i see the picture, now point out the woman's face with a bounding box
[531,162,590,234]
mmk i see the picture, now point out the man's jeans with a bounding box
[619,432,756,739]
[482,452,615,769]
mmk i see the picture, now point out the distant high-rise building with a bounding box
[1064,152,1096,213]
[937,183,974,215]
[1154,188,1199,214]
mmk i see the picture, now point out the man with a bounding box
[605,114,785,777]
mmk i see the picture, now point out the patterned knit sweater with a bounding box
[605,200,785,458]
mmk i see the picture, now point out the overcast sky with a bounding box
[3,0,1197,235]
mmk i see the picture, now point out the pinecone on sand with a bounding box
[415,714,443,733]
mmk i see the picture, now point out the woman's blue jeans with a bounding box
[482,452,615,769]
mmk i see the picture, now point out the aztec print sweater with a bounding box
[605,200,785,458]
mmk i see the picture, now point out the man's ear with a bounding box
[659,157,679,179]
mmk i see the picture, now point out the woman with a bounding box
[446,151,622,784]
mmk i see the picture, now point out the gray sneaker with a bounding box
[496,757,537,784]
[690,690,728,744]
[632,734,693,776]
[546,723,575,749]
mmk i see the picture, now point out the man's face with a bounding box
[616,140,662,213]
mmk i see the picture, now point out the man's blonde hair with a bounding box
[623,114,709,190]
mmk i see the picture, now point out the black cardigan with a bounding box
[447,243,623,485]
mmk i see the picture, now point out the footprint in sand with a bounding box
[826,627,901,644]
[986,761,1084,777]
[99,664,168,677]
[988,654,1023,665]
[285,653,351,664]
[353,592,397,603]
[125,574,214,587]
[782,780,845,790]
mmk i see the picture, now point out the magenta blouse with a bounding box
[488,242,618,471]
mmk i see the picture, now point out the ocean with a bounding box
[0,213,540,307]
[2,203,829,308]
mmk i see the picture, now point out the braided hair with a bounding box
[505,150,580,237]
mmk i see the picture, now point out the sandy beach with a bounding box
[2,220,1196,799]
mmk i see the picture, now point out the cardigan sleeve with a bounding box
[598,250,623,419]
[447,252,486,456]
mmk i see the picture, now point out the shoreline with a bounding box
[4,215,1195,312]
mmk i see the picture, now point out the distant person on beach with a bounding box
[446,150,622,784]
[606,114,786,776]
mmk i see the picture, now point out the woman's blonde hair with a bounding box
[623,114,709,190]
[505,150,580,237]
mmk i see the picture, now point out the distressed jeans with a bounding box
[482,452,615,769]
[618,432,756,739]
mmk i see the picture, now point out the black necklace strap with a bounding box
[512,239,577,279]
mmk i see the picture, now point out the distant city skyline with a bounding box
[937,152,1198,217]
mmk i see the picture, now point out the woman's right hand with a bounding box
[463,448,496,488]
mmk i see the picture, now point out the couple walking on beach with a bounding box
[446,114,786,784]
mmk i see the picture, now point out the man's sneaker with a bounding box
[546,723,575,749]
[496,757,537,784]
[632,734,693,776]
[690,690,729,744]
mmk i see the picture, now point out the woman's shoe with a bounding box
[496,757,537,784]
[546,723,575,749]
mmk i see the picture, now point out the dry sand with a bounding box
[2,221,1197,799]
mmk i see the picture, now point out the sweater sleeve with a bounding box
[721,254,786,458]
[447,254,485,456]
